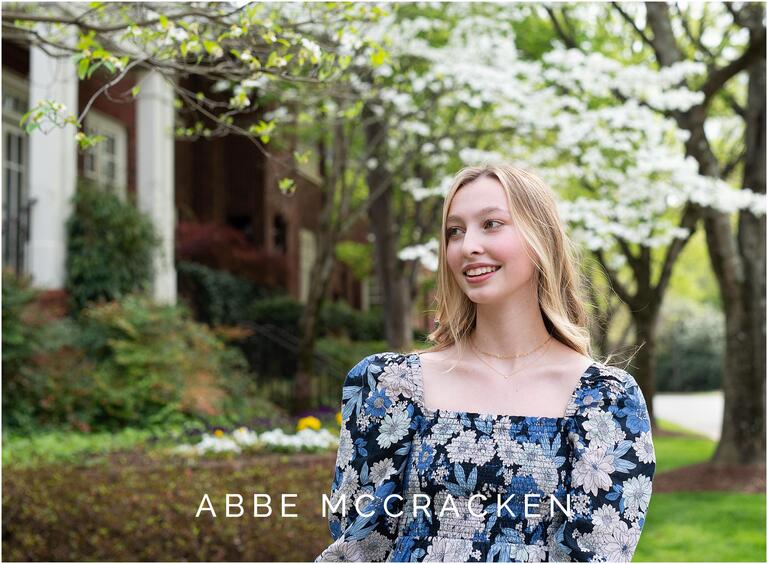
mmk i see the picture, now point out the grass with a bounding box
[635,419,765,561]
[654,418,718,474]
[2,427,157,468]
[636,492,766,562]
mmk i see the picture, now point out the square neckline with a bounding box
[408,352,599,421]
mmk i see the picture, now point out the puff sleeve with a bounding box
[315,353,417,562]
[555,368,656,562]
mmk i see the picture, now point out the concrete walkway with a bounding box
[653,390,723,441]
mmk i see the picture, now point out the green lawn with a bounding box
[636,492,766,562]
[635,419,766,561]
[654,418,718,473]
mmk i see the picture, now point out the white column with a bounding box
[27,47,78,289]
[137,70,176,304]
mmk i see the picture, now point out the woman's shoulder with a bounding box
[571,360,648,415]
[346,351,417,400]
[589,360,642,392]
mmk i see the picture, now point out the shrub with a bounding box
[246,294,304,334]
[3,291,281,433]
[2,270,45,431]
[176,261,270,325]
[65,180,159,312]
[75,294,266,430]
[656,299,725,392]
[176,222,288,289]
[318,301,385,341]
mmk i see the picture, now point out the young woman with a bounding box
[316,165,656,562]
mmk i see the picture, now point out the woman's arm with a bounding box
[316,353,416,562]
[555,369,656,562]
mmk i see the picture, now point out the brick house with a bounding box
[1,38,374,312]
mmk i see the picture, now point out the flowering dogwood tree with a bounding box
[393,3,764,445]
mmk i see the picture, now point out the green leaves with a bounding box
[248,120,275,144]
[278,178,296,195]
[20,100,77,134]
[75,132,107,150]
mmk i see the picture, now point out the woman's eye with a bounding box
[446,221,502,239]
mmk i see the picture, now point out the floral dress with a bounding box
[315,352,656,562]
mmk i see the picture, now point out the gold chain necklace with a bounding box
[469,336,552,380]
[471,333,552,359]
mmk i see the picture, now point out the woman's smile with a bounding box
[464,265,502,283]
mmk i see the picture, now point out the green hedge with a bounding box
[1,452,337,561]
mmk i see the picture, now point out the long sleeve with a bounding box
[316,353,417,562]
[555,368,656,562]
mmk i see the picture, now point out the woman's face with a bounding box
[445,176,538,304]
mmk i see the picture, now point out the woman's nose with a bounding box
[461,229,485,256]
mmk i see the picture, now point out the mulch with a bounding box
[650,426,766,494]
[653,461,766,494]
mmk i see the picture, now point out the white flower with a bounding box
[470,435,496,466]
[317,537,363,561]
[232,427,258,446]
[377,406,410,448]
[572,446,615,496]
[515,442,547,476]
[369,459,397,486]
[582,409,623,449]
[445,429,478,464]
[337,426,354,468]
[494,433,525,468]
[378,361,417,400]
[423,530,474,561]
[591,503,621,534]
[333,467,360,514]
[633,431,656,464]
[622,474,652,512]
[601,520,641,562]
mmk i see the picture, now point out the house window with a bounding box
[82,110,127,198]
[273,213,287,253]
[2,70,31,274]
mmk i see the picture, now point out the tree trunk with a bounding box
[712,32,766,465]
[631,307,660,425]
[645,2,766,464]
[364,109,411,350]
[293,108,351,414]
[294,232,337,413]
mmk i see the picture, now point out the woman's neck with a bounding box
[472,288,550,359]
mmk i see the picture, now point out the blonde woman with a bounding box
[316,165,656,562]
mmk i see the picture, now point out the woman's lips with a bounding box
[464,266,501,284]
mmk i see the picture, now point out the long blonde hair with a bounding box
[412,164,593,360]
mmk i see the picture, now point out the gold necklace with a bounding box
[469,337,552,380]
[471,333,552,359]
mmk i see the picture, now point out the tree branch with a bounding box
[653,203,699,295]
[544,6,578,49]
[612,3,654,51]
[701,29,766,104]
[2,5,246,34]
[644,2,685,66]
[594,248,636,307]
[675,3,715,59]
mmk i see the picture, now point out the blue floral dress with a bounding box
[316,352,656,562]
